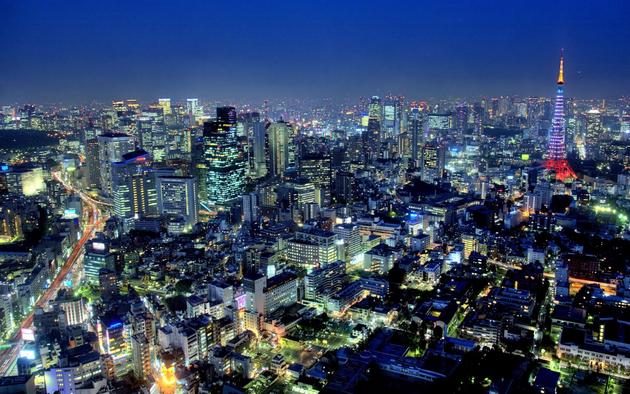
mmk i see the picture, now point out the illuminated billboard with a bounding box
[21,328,35,342]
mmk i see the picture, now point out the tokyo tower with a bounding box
[544,50,576,181]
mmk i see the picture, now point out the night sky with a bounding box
[2,0,629,103]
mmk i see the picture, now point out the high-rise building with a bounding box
[299,153,332,206]
[186,98,202,119]
[544,50,576,181]
[85,139,100,190]
[455,104,469,132]
[252,121,268,177]
[286,228,338,270]
[111,149,157,223]
[97,317,130,379]
[0,206,22,243]
[584,109,603,160]
[156,175,198,229]
[462,233,478,259]
[97,133,134,196]
[131,333,151,380]
[363,96,382,162]
[84,235,116,284]
[334,171,355,203]
[420,142,445,183]
[242,192,259,224]
[409,107,425,167]
[267,121,290,177]
[158,98,172,115]
[333,223,362,262]
[201,107,246,206]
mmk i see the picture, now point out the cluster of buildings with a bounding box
[0,53,630,393]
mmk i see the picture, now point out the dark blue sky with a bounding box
[1,0,629,103]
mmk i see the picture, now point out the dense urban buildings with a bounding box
[1,3,630,393]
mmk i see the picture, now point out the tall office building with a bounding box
[85,139,100,189]
[97,133,134,197]
[334,171,355,203]
[158,98,172,115]
[156,175,198,229]
[363,96,383,162]
[201,107,246,206]
[252,121,268,177]
[409,107,425,168]
[186,98,202,119]
[584,109,603,160]
[455,104,469,132]
[111,149,157,221]
[267,121,290,177]
[420,142,445,183]
[298,153,332,206]
[382,97,397,138]
[84,235,116,284]
[242,192,259,224]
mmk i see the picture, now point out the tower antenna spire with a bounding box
[557,48,565,85]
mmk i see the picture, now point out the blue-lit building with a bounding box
[111,149,157,223]
[200,107,246,207]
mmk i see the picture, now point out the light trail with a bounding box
[0,171,106,376]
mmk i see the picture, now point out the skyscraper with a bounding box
[252,120,268,177]
[544,50,576,182]
[97,133,134,197]
[186,98,202,119]
[584,108,603,159]
[363,96,382,163]
[156,175,198,230]
[242,192,259,224]
[158,98,172,115]
[201,107,246,206]
[111,149,157,221]
[85,139,100,190]
[409,107,425,168]
[455,103,469,132]
[267,120,290,177]
[420,142,445,183]
[299,153,332,206]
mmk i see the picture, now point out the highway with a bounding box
[0,171,106,376]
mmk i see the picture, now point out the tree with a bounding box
[175,279,193,294]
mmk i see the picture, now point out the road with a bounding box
[0,171,106,376]
[487,258,616,293]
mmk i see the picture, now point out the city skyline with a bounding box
[2,0,630,103]
[2,2,630,393]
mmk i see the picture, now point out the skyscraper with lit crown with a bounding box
[544,50,576,181]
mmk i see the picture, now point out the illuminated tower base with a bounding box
[544,158,576,182]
